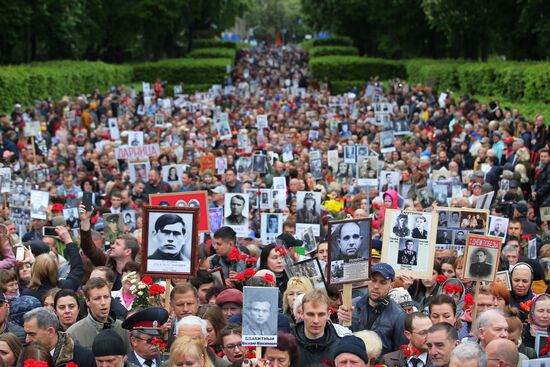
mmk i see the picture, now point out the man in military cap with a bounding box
[122,307,169,367]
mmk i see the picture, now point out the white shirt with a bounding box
[134,351,156,367]
[408,352,428,367]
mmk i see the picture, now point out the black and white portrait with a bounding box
[290,258,326,290]
[11,182,28,207]
[489,216,508,238]
[63,208,80,229]
[147,212,193,273]
[128,131,144,146]
[162,164,182,185]
[436,230,453,245]
[242,287,278,346]
[380,171,400,193]
[261,213,283,245]
[397,238,418,266]
[328,218,371,284]
[129,161,150,183]
[380,130,395,153]
[282,144,294,162]
[245,188,259,209]
[0,168,11,193]
[309,158,323,180]
[339,123,352,139]
[217,119,231,140]
[393,119,409,134]
[108,118,120,140]
[154,113,165,127]
[236,157,252,175]
[224,193,249,233]
[334,161,353,183]
[30,190,49,220]
[296,191,321,225]
[411,216,428,239]
[448,211,461,228]
[467,248,493,279]
[417,187,433,208]
[308,130,319,143]
[453,230,467,246]
[302,226,317,254]
[356,145,369,159]
[122,209,136,231]
[392,214,411,237]
[344,145,356,163]
[252,154,267,174]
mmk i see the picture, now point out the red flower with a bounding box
[243,268,256,279]
[464,294,474,307]
[436,275,446,284]
[520,300,532,313]
[328,307,334,315]
[142,276,153,285]
[227,247,240,262]
[247,257,257,265]
[263,273,274,283]
[239,254,249,261]
[149,284,165,296]
[279,249,287,256]
[24,360,49,367]
[66,363,78,367]
[443,285,462,294]
[150,338,162,345]
[245,351,256,359]
[234,273,246,282]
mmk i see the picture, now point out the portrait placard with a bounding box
[379,171,400,193]
[208,267,225,287]
[24,121,41,137]
[108,118,120,140]
[30,190,49,220]
[435,207,490,255]
[0,168,11,193]
[199,155,215,174]
[495,270,511,291]
[103,213,124,243]
[141,205,199,278]
[129,160,150,183]
[463,233,501,282]
[488,216,508,242]
[535,332,549,358]
[343,145,356,163]
[122,209,136,231]
[162,164,185,186]
[224,193,249,236]
[380,130,396,153]
[149,191,210,232]
[296,191,321,236]
[260,213,283,245]
[209,208,223,234]
[356,157,378,186]
[242,287,278,347]
[302,226,317,254]
[289,258,326,291]
[127,131,144,146]
[381,209,437,279]
[328,218,372,285]
[252,154,267,174]
[541,207,550,222]
[63,208,80,229]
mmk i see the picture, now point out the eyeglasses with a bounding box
[132,335,156,344]
[223,343,243,350]
[412,330,429,336]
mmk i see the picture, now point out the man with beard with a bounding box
[337,263,407,354]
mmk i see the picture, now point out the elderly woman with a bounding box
[262,332,299,367]
[509,263,535,321]
[169,336,212,367]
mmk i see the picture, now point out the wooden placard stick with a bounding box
[342,283,353,327]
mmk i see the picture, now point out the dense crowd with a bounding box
[0,43,550,367]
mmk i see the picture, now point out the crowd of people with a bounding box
[0,42,550,367]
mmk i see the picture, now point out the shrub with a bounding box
[187,48,236,59]
[330,80,366,95]
[310,56,406,81]
[192,39,237,49]
[309,46,358,57]
[0,61,133,112]
[300,36,354,50]
[132,58,232,85]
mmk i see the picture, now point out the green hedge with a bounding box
[310,56,406,81]
[0,61,133,112]
[132,58,232,85]
[309,46,358,57]
[330,80,366,95]
[300,36,354,50]
[192,39,237,50]
[187,48,236,59]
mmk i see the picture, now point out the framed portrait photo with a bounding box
[290,257,326,291]
[535,332,549,358]
[381,209,438,279]
[141,205,199,278]
[242,286,279,347]
[463,233,501,282]
[208,267,225,287]
[327,218,372,285]
[495,270,511,291]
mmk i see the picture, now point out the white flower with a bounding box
[138,283,146,289]
[130,285,136,292]
[137,291,143,296]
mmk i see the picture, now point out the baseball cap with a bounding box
[51,203,64,212]
[277,233,303,248]
[371,262,395,281]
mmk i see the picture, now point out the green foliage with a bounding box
[192,39,238,49]
[310,56,406,81]
[330,80,366,95]
[132,58,232,85]
[0,61,133,112]
[311,36,354,47]
[309,46,358,57]
[187,48,237,59]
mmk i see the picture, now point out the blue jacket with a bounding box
[351,291,408,355]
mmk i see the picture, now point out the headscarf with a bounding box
[509,262,535,320]
[379,189,399,222]
[529,293,550,332]
[440,277,466,314]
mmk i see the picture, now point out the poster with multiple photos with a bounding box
[435,207,490,255]
[289,258,326,291]
[381,209,437,279]
[327,218,372,285]
[463,233,501,282]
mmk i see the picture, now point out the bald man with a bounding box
[485,339,519,367]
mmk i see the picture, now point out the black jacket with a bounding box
[351,292,408,355]
[293,321,340,367]
[535,163,550,205]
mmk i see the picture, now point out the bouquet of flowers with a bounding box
[125,272,165,309]
[323,194,345,217]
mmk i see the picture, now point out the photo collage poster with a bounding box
[435,207,490,256]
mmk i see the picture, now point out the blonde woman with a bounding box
[282,276,313,324]
[169,336,212,367]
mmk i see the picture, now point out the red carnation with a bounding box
[247,257,257,265]
[436,275,446,284]
[245,351,256,359]
[239,254,249,261]
[149,284,165,296]
[464,294,474,307]
[142,276,153,285]
[234,273,246,282]
[67,193,76,199]
[263,273,274,283]
[243,268,256,279]
[24,360,49,367]
[66,363,78,367]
